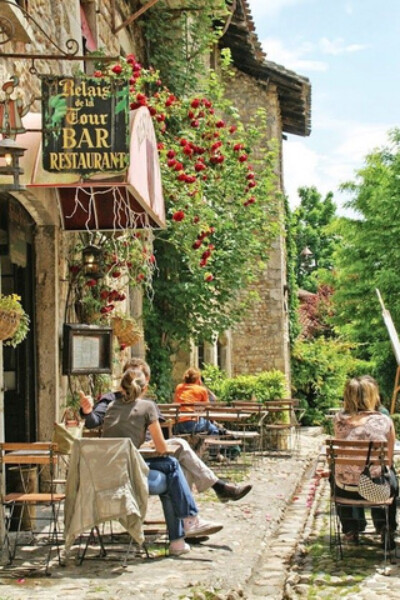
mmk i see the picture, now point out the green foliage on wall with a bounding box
[92,29,281,397]
[142,0,228,96]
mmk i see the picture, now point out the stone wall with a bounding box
[0,0,142,435]
[222,68,291,385]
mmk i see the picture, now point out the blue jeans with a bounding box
[146,456,198,541]
[173,417,221,436]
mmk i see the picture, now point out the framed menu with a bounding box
[62,323,113,375]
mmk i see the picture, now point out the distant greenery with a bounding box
[330,128,400,399]
[291,337,370,425]
[284,194,300,345]
[391,414,400,438]
[201,364,287,403]
[292,186,338,292]
[288,183,374,425]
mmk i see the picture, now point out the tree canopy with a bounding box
[331,128,400,399]
[292,186,337,292]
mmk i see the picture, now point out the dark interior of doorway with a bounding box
[0,200,37,442]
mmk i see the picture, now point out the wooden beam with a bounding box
[112,0,162,34]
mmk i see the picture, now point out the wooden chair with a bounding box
[158,403,181,439]
[0,442,65,573]
[325,438,396,564]
[259,399,299,454]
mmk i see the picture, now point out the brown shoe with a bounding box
[216,482,252,503]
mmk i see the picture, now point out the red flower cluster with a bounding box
[172,210,185,222]
[118,59,262,295]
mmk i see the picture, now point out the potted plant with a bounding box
[112,312,143,348]
[0,293,30,347]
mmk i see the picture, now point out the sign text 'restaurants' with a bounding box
[42,76,129,173]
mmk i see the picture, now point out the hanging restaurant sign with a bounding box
[41,75,129,173]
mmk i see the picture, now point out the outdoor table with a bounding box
[139,442,181,458]
[178,409,248,422]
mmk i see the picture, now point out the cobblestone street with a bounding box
[284,462,400,600]
[4,429,399,600]
[0,430,323,600]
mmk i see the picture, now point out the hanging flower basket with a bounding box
[0,294,29,347]
[0,309,21,341]
[112,315,143,347]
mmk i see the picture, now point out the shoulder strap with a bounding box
[365,440,373,467]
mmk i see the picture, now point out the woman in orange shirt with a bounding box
[173,368,221,435]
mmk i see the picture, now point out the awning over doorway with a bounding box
[3,107,165,230]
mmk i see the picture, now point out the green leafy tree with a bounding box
[292,186,337,291]
[331,128,400,401]
[291,337,369,425]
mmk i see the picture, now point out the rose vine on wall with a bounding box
[83,44,281,398]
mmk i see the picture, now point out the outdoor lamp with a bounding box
[300,246,313,259]
[300,246,316,272]
[82,244,104,279]
[0,137,27,190]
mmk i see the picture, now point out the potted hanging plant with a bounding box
[0,293,30,347]
[112,312,143,348]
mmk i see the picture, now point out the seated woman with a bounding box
[333,376,398,548]
[173,367,221,436]
[102,368,223,556]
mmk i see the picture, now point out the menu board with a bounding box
[63,324,112,375]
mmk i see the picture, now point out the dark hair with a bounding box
[123,357,151,380]
[120,368,147,403]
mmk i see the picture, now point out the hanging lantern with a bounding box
[0,137,27,191]
[82,244,104,279]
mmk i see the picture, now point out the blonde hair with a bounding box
[120,368,147,403]
[183,367,201,384]
[343,376,380,413]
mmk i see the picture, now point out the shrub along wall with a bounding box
[202,365,287,404]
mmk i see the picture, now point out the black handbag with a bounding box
[358,441,391,502]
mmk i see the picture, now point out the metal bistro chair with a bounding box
[259,400,299,455]
[326,438,396,565]
[0,442,65,574]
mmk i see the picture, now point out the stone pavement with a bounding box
[284,459,400,600]
[0,429,324,600]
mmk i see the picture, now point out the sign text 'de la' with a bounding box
[41,76,129,173]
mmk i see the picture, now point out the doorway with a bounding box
[0,197,36,442]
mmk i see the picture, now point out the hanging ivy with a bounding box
[141,0,228,96]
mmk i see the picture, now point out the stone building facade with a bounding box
[180,1,311,386]
[0,0,162,442]
[0,0,310,443]
[223,72,289,378]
